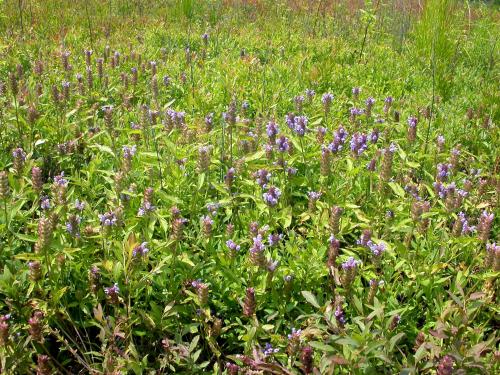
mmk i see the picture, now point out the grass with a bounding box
[0,0,498,373]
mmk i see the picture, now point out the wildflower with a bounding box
[29,261,42,282]
[201,215,214,237]
[437,135,445,152]
[328,234,340,267]
[98,211,118,227]
[294,95,305,112]
[74,199,86,211]
[138,187,156,216]
[263,186,281,207]
[350,107,364,122]
[293,115,308,136]
[35,217,53,253]
[276,135,290,153]
[407,116,418,142]
[383,96,393,114]
[366,158,376,171]
[243,287,256,317]
[436,355,454,375]
[263,343,279,357]
[477,210,494,242]
[226,239,241,252]
[365,97,375,117]
[224,167,236,188]
[357,229,372,247]
[12,147,26,173]
[485,243,500,271]
[31,167,43,194]
[352,87,360,100]
[268,233,283,247]
[350,132,368,156]
[195,282,209,305]
[305,88,315,102]
[254,169,271,188]
[329,206,343,235]
[367,279,382,304]
[54,172,68,187]
[322,92,334,114]
[0,315,9,346]
[341,257,361,287]
[226,362,240,375]
[308,191,322,211]
[368,241,386,257]
[249,234,266,266]
[104,283,120,304]
[65,214,81,238]
[301,346,313,374]
[266,120,279,142]
[334,304,346,327]
[133,242,149,257]
[198,145,211,172]
[40,197,51,210]
[89,266,100,294]
[28,311,44,342]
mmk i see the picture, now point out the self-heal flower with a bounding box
[350,132,368,156]
[54,172,68,187]
[104,283,120,304]
[263,186,281,207]
[40,197,51,210]
[226,240,241,252]
[133,242,149,257]
[367,241,386,256]
[276,135,290,153]
[268,233,283,247]
[262,343,279,357]
[293,115,308,136]
[99,211,117,226]
[74,199,86,211]
[254,169,271,188]
[266,121,279,139]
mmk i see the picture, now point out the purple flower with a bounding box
[205,113,214,129]
[99,211,117,226]
[12,148,26,161]
[130,122,141,130]
[250,234,265,253]
[365,97,375,107]
[293,115,308,136]
[254,169,271,188]
[437,135,445,147]
[308,191,322,201]
[287,328,302,340]
[73,199,85,211]
[384,96,393,104]
[352,87,360,96]
[367,241,386,256]
[305,89,315,101]
[276,135,290,153]
[133,242,149,257]
[334,305,346,325]
[407,116,418,128]
[437,163,452,181]
[40,197,51,210]
[263,186,281,207]
[268,233,283,246]
[341,257,361,270]
[206,202,220,216]
[226,240,241,252]
[266,121,279,138]
[262,343,279,357]
[322,93,334,111]
[104,283,120,297]
[287,167,297,176]
[369,129,379,144]
[54,172,68,186]
[122,145,137,159]
[350,132,368,156]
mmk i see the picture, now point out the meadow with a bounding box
[0,0,499,373]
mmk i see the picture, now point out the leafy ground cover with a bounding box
[0,0,498,373]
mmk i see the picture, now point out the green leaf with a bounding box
[301,291,320,309]
[309,341,335,352]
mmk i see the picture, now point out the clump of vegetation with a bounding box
[0,0,498,373]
